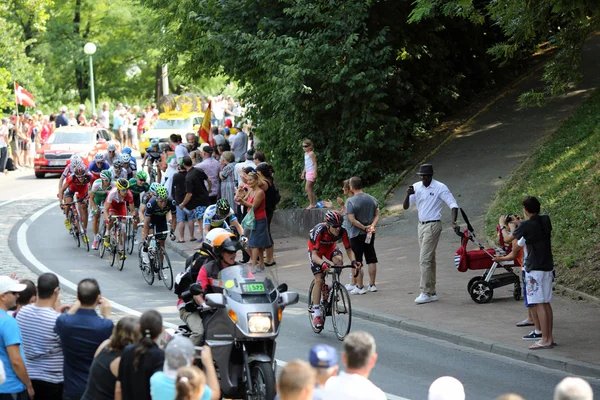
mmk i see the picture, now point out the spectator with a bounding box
[40,115,52,144]
[219,151,237,212]
[179,156,211,240]
[301,140,317,210]
[0,276,34,399]
[403,164,459,304]
[77,105,88,126]
[82,315,140,400]
[172,162,195,242]
[253,151,265,166]
[175,366,207,400]
[55,278,114,400]
[186,133,200,152]
[505,196,555,350]
[99,102,110,129]
[554,377,593,400]
[16,273,63,399]
[213,127,226,148]
[234,149,255,187]
[0,359,5,385]
[256,162,277,266]
[428,376,465,400]
[56,106,69,128]
[230,126,248,162]
[278,360,316,400]
[197,144,221,204]
[11,280,36,317]
[323,331,386,400]
[117,310,164,400]
[150,336,219,400]
[308,344,339,399]
[0,118,9,175]
[113,111,124,143]
[171,134,190,164]
[68,110,78,126]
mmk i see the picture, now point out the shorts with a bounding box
[308,247,342,275]
[65,187,89,200]
[525,270,554,304]
[19,139,28,151]
[176,206,194,222]
[190,205,207,221]
[127,128,134,140]
[113,129,122,142]
[93,195,107,209]
[132,193,141,209]
[305,170,316,182]
[108,202,127,217]
[150,216,169,239]
[350,234,378,264]
[521,270,530,307]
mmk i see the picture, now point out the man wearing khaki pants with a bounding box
[403,164,458,304]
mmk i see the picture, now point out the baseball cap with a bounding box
[164,336,195,372]
[0,276,27,294]
[308,344,338,368]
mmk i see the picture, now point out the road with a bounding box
[4,171,600,400]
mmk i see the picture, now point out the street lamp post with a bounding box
[83,42,97,115]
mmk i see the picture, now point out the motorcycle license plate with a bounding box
[242,283,265,293]
[49,160,67,166]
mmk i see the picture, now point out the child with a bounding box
[300,139,317,210]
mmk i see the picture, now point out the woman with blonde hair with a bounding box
[175,366,206,400]
[300,139,317,209]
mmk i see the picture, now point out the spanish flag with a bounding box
[199,101,211,145]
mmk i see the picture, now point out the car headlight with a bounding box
[247,313,272,333]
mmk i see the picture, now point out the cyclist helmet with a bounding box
[100,170,112,181]
[202,228,242,259]
[122,147,132,155]
[93,153,104,162]
[156,185,168,200]
[150,138,159,147]
[116,178,129,190]
[149,182,159,194]
[136,170,148,180]
[107,144,117,152]
[112,159,124,169]
[74,165,86,177]
[215,199,230,219]
[121,154,131,164]
[70,154,82,166]
[324,210,343,227]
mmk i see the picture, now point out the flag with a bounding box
[199,101,211,145]
[14,82,36,108]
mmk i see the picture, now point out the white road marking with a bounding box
[17,201,410,400]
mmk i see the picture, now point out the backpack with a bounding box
[174,250,211,296]
[6,158,15,171]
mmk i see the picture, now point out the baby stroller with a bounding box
[454,209,521,304]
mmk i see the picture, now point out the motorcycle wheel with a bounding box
[247,362,276,400]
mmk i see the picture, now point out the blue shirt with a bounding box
[55,309,114,397]
[150,371,212,400]
[55,113,69,128]
[0,310,26,394]
[88,160,110,174]
[113,115,123,130]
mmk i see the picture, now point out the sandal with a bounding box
[177,240,186,243]
[529,341,553,350]
[190,237,197,242]
[265,261,277,267]
[516,320,534,327]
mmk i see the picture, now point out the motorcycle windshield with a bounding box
[216,265,278,300]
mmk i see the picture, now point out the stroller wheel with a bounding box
[467,277,481,293]
[513,281,522,301]
[469,280,493,304]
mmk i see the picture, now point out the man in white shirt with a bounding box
[403,164,458,304]
[98,102,110,129]
[323,331,386,400]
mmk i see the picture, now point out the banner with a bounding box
[14,82,36,108]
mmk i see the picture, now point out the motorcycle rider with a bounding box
[177,228,242,345]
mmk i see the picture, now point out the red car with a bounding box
[34,126,120,178]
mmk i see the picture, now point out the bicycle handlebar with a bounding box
[146,230,171,239]
[110,215,135,219]
[326,264,362,278]
[62,197,89,206]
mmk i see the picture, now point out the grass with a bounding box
[485,89,600,297]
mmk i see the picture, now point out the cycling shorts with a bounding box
[150,216,169,240]
[308,247,342,275]
[132,192,141,209]
[65,187,89,200]
[108,202,127,217]
[147,156,161,164]
[93,194,108,208]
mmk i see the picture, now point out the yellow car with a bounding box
[139,112,203,156]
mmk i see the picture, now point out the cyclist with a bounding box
[140,182,159,218]
[128,171,150,225]
[142,138,163,183]
[108,158,128,180]
[121,153,136,179]
[308,210,361,328]
[104,178,135,260]
[58,165,94,241]
[141,185,176,267]
[88,153,110,181]
[89,170,115,250]
[202,198,245,239]
[121,146,137,167]
[103,143,119,166]
[58,154,85,192]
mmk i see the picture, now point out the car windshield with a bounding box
[47,131,95,145]
[216,265,278,295]
[153,119,192,130]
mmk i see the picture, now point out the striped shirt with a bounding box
[16,304,64,384]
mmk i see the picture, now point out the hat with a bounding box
[24,113,31,119]
[235,122,243,129]
[224,119,232,128]
[60,106,67,113]
[79,104,86,110]
[428,376,465,400]
[1,118,8,123]
[417,164,434,175]
[164,336,195,372]
[0,276,27,294]
[308,344,338,368]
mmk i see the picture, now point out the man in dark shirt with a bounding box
[55,107,69,128]
[179,156,211,240]
[55,278,113,400]
[172,162,194,241]
[507,196,555,350]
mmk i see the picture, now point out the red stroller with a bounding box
[454,209,521,304]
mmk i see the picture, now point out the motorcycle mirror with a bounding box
[190,283,204,296]
[205,293,227,308]
[279,291,299,308]
[277,283,288,293]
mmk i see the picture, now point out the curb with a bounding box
[168,240,600,378]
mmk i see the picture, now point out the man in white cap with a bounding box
[554,377,593,400]
[55,106,69,128]
[428,376,465,400]
[0,276,34,399]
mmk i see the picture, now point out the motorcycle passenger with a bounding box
[129,170,150,225]
[308,210,361,328]
[143,138,163,183]
[103,143,120,166]
[140,185,177,268]
[89,170,115,250]
[177,228,242,345]
[104,178,136,259]
[202,199,245,240]
[88,152,110,181]
[109,158,128,180]
[58,165,94,238]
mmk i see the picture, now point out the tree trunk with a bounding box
[155,64,162,102]
[73,0,87,103]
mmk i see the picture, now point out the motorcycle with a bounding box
[164,264,298,400]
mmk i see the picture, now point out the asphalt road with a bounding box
[5,172,600,399]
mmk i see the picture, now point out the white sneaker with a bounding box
[345,284,356,291]
[350,286,367,295]
[415,292,433,304]
[368,284,377,292]
[430,294,439,302]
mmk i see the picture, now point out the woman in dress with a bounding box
[219,151,236,209]
[256,162,277,266]
[300,139,317,209]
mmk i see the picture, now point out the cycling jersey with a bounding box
[64,172,94,199]
[90,179,115,205]
[145,147,162,161]
[88,160,110,180]
[108,166,128,180]
[128,178,149,195]
[103,152,120,166]
[144,197,177,218]
[202,204,237,228]
[308,223,351,255]
[61,162,88,178]
[106,187,133,216]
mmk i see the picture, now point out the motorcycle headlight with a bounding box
[247,313,272,333]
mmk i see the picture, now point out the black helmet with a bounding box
[324,210,343,227]
[215,199,230,219]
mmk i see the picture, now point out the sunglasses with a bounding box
[138,179,146,182]
[329,224,342,229]
[118,189,128,193]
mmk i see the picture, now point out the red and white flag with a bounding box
[14,82,36,108]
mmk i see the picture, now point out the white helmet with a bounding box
[70,154,83,167]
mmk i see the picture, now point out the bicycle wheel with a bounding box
[109,229,117,267]
[127,220,136,255]
[98,223,106,258]
[71,213,81,248]
[139,244,154,285]
[159,248,174,290]
[331,283,352,341]
[80,219,90,252]
[118,230,126,271]
[307,279,324,334]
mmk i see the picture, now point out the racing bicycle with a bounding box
[138,230,175,290]
[94,206,107,258]
[308,264,360,341]
[62,198,89,252]
[148,161,159,185]
[106,215,134,271]
[125,217,140,255]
